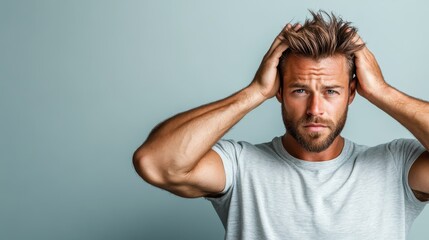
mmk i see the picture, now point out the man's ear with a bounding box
[276,68,284,103]
[348,77,357,105]
[276,86,283,103]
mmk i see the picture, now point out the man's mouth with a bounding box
[303,123,328,131]
[304,123,327,127]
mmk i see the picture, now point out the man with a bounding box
[133,10,429,239]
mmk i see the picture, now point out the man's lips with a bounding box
[304,123,327,127]
[303,123,328,131]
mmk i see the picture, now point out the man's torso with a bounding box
[206,137,427,240]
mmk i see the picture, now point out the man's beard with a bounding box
[282,105,348,153]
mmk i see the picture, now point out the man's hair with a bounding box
[279,10,365,79]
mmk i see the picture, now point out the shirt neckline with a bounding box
[273,136,352,171]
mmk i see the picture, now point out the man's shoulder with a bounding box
[216,137,279,149]
[214,137,281,159]
[359,138,421,153]
[347,138,419,152]
[348,138,424,167]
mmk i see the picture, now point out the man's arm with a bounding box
[133,24,299,198]
[353,35,429,199]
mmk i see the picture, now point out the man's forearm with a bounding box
[366,85,429,150]
[134,84,266,176]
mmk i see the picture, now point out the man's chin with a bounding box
[296,132,335,152]
[302,142,330,153]
[299,129,326,141]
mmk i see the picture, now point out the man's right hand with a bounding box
[250,23,301,100]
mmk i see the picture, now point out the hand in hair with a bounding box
[353,34,389,98]
[250,23,301,100]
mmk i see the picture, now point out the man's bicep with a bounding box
[167,149,226,198]
[408,151,429,200]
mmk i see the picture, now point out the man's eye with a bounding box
[326,90,338,95]
[293,89,306,94]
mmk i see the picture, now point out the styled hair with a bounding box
[279,10,365,79]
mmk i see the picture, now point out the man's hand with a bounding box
[250,23,301,100]
[353,35,389,99]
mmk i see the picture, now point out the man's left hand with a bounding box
[353,35,390,99]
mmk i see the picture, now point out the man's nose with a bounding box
[306,94,324,116]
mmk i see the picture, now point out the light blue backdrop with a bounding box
[1,0,428,239]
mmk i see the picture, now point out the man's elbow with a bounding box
[132,149,211,199]
[132,148,186,189]
[132,148,166,187]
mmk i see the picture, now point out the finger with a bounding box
[270,23,301,59]
[352,32,364,46]
[347,28,368,58]
[293,23,302,31]
[266,24,293,57]
[345,27,364,46]
[269,23,291,49]
[268,42,289,64]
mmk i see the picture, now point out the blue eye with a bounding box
[294,89,306,94]
[326,89,338,95]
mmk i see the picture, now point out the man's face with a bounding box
[277,54,355,152]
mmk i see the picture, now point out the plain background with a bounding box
[1,0,428,239]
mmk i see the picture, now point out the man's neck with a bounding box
[281,134,345,162]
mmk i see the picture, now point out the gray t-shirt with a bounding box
[205,137,427,240]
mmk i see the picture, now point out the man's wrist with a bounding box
[362,82,391,102]
[244,82,272,104]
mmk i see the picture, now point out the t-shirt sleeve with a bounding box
[388,138,427,206]
[204,139,240,204]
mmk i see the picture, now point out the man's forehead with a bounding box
[281,53,349,84]
[284,54,347,71]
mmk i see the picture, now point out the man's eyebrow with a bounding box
[288,83,309,88]
[323,85,344,89]
[287,83,344,89]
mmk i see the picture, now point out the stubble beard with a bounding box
[282,105,348,153]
